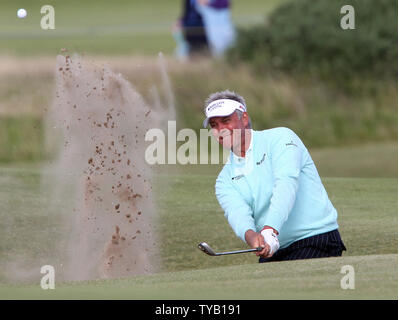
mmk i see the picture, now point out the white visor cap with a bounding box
[203,99,247,128]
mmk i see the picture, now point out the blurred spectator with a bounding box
[172,20,189,61]
[196,0,236,57]
[173,0,209,60]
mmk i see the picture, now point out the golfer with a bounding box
[203,90,346,262]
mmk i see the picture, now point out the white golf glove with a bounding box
[260,228,280,256]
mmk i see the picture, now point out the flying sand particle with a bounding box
[39,53,176,282]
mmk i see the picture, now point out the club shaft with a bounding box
[215,247,261,256]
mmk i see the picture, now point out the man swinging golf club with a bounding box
[203,90,346,262]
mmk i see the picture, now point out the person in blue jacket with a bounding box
[202,90,347,262]
[178,0,209,57]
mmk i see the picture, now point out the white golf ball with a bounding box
[17,8,27,19]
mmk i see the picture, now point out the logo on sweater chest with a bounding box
[286,140,297,147]
[231,174,244,181]
[256,153,266,165]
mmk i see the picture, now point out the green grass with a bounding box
[0,142,398,298]
[0,116,44,163]
[171,64,398,149]
[0,0,282,56]
[2,56,398,163]
[311,142,398,178]
[1,254,398,299]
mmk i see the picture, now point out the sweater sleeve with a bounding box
[262,128,303,232]
[215,172,256,243]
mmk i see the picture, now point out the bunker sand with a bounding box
[46,54,174,280]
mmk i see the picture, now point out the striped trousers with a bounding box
[259,229,346,263]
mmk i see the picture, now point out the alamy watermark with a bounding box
[40,265,55,290]
[40,5,55,30]
[145,121,250,165]
[34,4,353,32]
[145,122,256,176]
[340,265,355,290]
[340,5,355,30]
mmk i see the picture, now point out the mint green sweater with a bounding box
[215,128,339,249]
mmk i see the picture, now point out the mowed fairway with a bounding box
[0,143,398,299]
[2,254,398,299]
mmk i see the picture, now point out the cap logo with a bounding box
[203,99,247,128]
[207,100,225,113]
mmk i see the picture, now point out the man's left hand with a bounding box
[260,227,280,257]
[245,229,271,257]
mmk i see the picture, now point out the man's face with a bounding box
[208,111,249,151]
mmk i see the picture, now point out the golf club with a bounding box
[198,242,262,256]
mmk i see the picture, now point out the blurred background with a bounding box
[0,0,397,175]
[1,0,398,281]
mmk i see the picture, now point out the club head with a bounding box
[198,242,217,256]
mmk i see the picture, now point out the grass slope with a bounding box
[1,254,397,299]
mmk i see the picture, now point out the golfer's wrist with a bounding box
[261,225,279,235]
[260,227,280,255]
[244,229,257,245]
